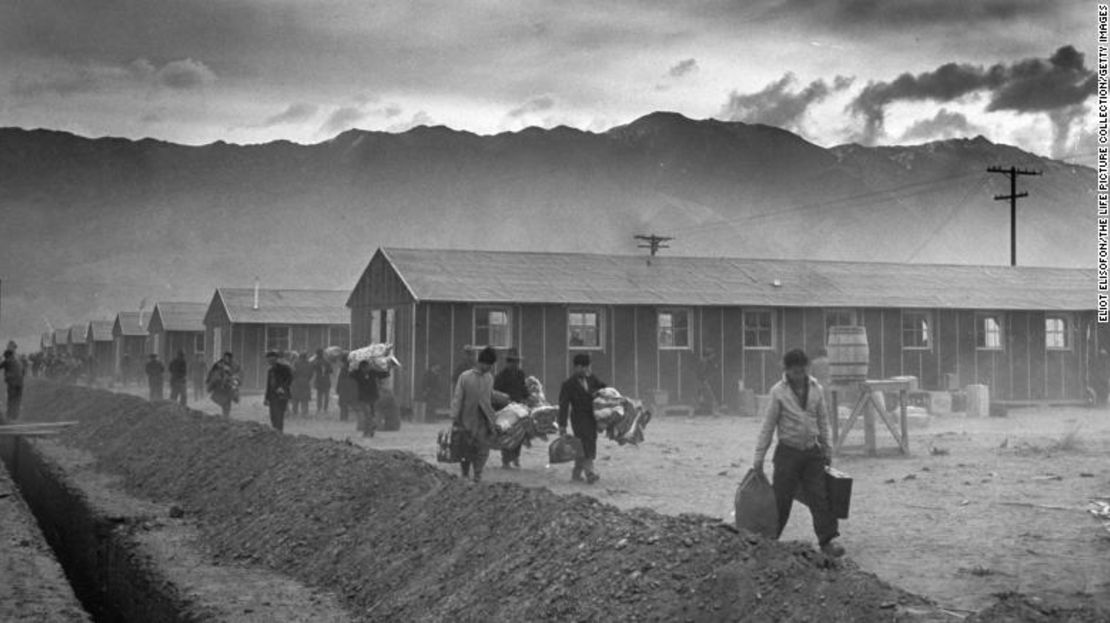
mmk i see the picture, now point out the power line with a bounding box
[660,170,983,238]
[987,165,1041,267]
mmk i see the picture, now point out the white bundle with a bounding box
[593,386,625,424]
[348,343,402,371]
[495,403,530,431]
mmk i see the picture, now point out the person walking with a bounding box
[168,350,188,406]
[558,352,606,484]
[0,349,26,422]
[751,348,844,558]
[494,349,528,469]
[206,352,241,417]
[336,356,358,422]
[291,351,313,416]
[264,350,294,433]
[351,360,389,437]
[191,353,206,402]
[312,348,333,414]
[452,345,498,483]
[145,353,165,401]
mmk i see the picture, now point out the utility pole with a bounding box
[987,166,1041,266]
[634,234,673,256]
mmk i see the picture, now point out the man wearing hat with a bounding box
[144,353,165,401]
[494,348,529,468]
[558,352,607,484]
[452,345,498,482]
[264,350,294,432]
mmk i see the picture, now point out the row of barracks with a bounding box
[45,246,1093,405]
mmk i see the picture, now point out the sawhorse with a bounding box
[830,379,910,456]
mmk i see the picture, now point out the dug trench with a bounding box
[2,380,1099,622]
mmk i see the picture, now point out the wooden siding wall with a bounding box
[376,293,1093,408]
[151,330,205,362]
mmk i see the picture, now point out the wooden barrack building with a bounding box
[348,247,1093,412]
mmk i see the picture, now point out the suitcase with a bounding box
[794,466,853,519]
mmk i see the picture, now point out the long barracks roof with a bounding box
[376,247,1090,311]
[114,311,148,336]
[212,288,349,325]
[68,324,87,343]
[87,320,115,342]
[150,301,207,333]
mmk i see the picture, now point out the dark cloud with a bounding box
[776,0,1053,30]
[720,72,852,131]
[507,96,556,118]
[320,107,367,135]
[261,103,318,127]
[668,58,697,78]
[900,108,983,142]
[849,45,1095,144]
[9,58,215,99]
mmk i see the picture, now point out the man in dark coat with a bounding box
[291,351,313,416]
[558,352,607,484]
[0,349,25,422]
[145,354,165,401]
[494,349,528,469]
[207,352,240,417]
[336,357,358,422]
[168,350,188,406]
[264,350,294,432]
[312,348,333,414]
[351,360,389,437]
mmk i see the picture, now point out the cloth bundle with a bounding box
[603,398,652,446]
[494,403,529,432]
[491,403,559,451]
[524,375,548,408]
[347,343,401,372]
[593,387,625,425]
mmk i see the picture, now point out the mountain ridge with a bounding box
[0,112,1093,350]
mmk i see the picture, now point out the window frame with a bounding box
[1044,314,1071,351]
[568,308,604,350]
[743,308,776,350]
[657,308,692,350]
[266,325,292,354]
[975,313,1005,351]
[473,306,512,349]
[193,333,205,355]
[901,310,932,351]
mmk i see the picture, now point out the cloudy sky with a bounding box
[0,1,1096,161]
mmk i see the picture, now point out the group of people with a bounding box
[448,346,606,484]
[261,349,391,434]
[139,351,210,405]
[444,343,845,557]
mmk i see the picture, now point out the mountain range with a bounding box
[0,111,1094,350]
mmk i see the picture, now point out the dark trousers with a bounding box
[459,430,489,479]
[170,380,187,406]
[572,432,598,477]
[5,383,22,421]
[501,445,521,466]
[293,399,309,415]
[149,380,163,401]
[339,400,350,421]
[356,401,377,434]
[269,399,288,432]
[316,387,330,412]
[772,444,839,545]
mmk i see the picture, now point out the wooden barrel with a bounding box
[827,326,869,382]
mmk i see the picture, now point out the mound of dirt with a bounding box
[21,382,979,621]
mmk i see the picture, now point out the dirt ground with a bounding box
[150,386,1110,617]
[0,446,90,622]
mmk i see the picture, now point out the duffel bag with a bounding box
[548,435,584,464]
